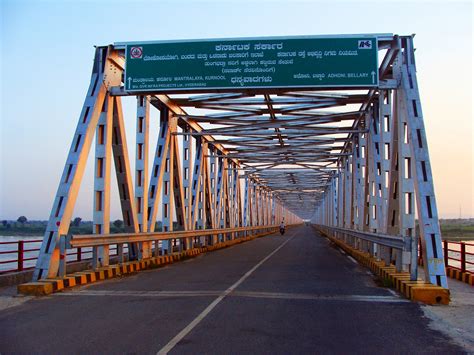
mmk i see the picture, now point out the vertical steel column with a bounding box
[182,125,193,245]
[337,171,344,228]
[332,175,337,227]
[271,193,276,226]
[386,52,416,273]
[366,114,378,235]
[257,185,262,226]
[92,95,113,268]
[367,105,386,259]
[215,155,225,240]
[251,180,257,232]
[378,90,393,264]
[274,196,278,227]
[394,89,415,272]
[358,132,368,233]
[243,176,249,227]
[352,135,362,232]
[379,90,392,231]
[197,144,206,237]
[171,131,188,249]
[223,159,231,239]
[233,164,242,233]
[111,97,140,260]
[202,143,214,242]
[400,37,447,287]
[191,137,204,232]
[33,47,117,280]
[203,145,214,238]
[344,157,353,229]
[209,148,218,243]
[361,124,374,254]
[228,162,235,239]
[161,116,177,254]
[135,95,151,258]
[148,107,171,256]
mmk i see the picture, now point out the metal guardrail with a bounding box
[0,226,472,275]
[56,225,280,276]
[66,225,278,248]
[0,225,282,275]
[314,224,417,280]
[316,225,410,250]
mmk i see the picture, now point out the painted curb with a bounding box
[317,228,450,305]
[17,229,278,296]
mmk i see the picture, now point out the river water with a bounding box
[1,235,473,273]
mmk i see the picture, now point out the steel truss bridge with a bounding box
[33,34,448,289]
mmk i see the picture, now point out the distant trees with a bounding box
[1,220,7,227]
[72,217,82,227]
[17,216,27,225]
[113,219,123,229]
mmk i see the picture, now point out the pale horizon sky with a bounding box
[1,0,473,220]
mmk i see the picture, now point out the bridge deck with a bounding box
[1,226,462,353]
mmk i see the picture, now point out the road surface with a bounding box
[0,225,463,353]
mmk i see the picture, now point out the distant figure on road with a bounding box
[279,221,286,235]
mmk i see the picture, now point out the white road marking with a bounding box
[347,256,358,264]
[231,291,407,303]
[157,232,296,355]
[56,289,407,303]
[339,249,346,255]
[386,288,400,298]
[56,290,222,297]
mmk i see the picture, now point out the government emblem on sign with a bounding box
[130,47,143,59]
[358,40,372,49]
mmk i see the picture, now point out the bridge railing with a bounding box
[315,225,410,250]
[313,224,418,279]
[1,225,283,275]
[53,225,279,276]
[315,224,474,279]
[0,240,127,274]
[419,240,474,273]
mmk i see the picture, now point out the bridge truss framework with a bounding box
[34,34,447,288]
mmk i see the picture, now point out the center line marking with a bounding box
[157,233,296,355]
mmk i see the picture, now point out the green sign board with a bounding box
[124,36,378,92]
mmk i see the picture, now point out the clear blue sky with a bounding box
[0,0,472,220]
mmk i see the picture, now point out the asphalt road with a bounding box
[0,226,464,354]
